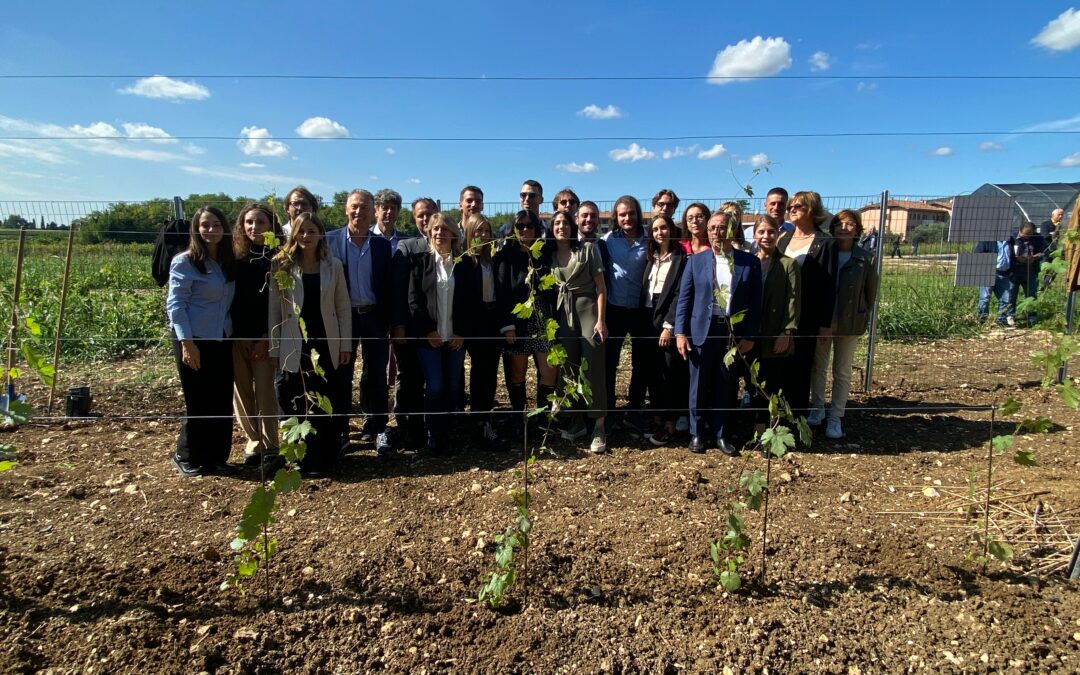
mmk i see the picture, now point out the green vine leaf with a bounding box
[538,273,556,291]
[997,397,1021,417]
[1058,379,1079,410]
[987,538,1013,562]
[511,298,534,319]
[1013,449,1036,466]
[262,231,282,249]
[529,239,545,259]
[991,434,1013,453]
[760,425,795,458]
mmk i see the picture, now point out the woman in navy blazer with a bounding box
[674,213,762,455]
[639,214,688,445]
[407,213,478,455]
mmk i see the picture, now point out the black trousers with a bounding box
[339,311,390,438]
[173,339,234,467]
[392,339,424,433]
[277,339,339,472]
[605,305,652,415]
[783,332,816,414]
[466,304,502,420]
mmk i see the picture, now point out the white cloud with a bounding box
[0,140,72,165]
[578,104,624,120]
[556,161,599,173]
[932,146,954,156]
[119,75,210,101]
[856,40,882,51]
[295,116,350,139]
[180,165,316,186]
[0,115,190,163]
[120,122,177,144]
[183,143,206,156]
[1018,112,1080,133]
[240,162,265,168]
[369,175,378,181]
[385,147,396,155]
[697,144,728,160]
[1052,151,1080,167]
[809,51,833,71]
[661,144,698,160]
[738,152,770,168]
[707,36,792,84]
[978,141,1003,152]
[409,178,421,184]
[237,126,289,157]
[1032,8,1080,51]
[856,81,879,92]
[609,143,655,162]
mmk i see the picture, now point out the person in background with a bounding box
[408,214,477,455]
[675,213,762,456]
[231,202,283,468]
[547,209,609,453]
[652,188,679,221]
[681,202,712,255]
[746,187,795,243]
[602,195,651,431]
[282,185,318,240]
[577,200,610,271]
[809,211,878,440]
[1010,222,1047,327]
[498,179,547,239]
[641,214,688,446]
[461,213,504,447]
[1041,208,1064,288]
[269,212,351,478]
[495,210,558,439]
[374,188,408,251]
[778,191,836,420]
[719,201,749,252]
[552,188,580,217]
[326,189,394,456]
[975,234,1016,328]
[166,206,236,477]
[390,197,438,448]
[749,215,800,437]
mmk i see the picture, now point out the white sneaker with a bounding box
[588,427,607,454]
[825,417,844,439]
[675,416,689,433]
[807,407,826,427]
[1005,316,1016,327]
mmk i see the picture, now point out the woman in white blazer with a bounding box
[269,212,351,478]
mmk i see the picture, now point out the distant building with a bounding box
[858,199,951,238]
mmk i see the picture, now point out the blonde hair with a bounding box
[276,211,328,270]
[427,212,461,256]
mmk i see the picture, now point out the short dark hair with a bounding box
[552,188,580,212]
[459,185,483,201]
[766,187,789,200]
[521,179,543,195]
[411,196,437,211]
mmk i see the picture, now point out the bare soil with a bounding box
[2,331,1080,673]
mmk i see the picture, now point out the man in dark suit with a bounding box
[389,197,438,448]
[675,213,762,456]
[327,189,394,455]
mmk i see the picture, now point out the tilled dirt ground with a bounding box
[2,332,1080,673]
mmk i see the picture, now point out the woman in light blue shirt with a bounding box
[166,206,236,477]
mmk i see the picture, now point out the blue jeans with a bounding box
[977,273,1014,324]
[416,344,467,436]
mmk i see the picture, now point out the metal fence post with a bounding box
[172,196,185,221]
[863,189,889,392]
[1060,290,1076,385]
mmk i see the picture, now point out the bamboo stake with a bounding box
[46,223,76,413]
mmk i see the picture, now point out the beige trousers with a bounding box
[233,339,279,455]
[810,334,860,420]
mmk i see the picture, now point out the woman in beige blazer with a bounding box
[269,212,351,478]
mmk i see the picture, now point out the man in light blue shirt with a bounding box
[602,195,651,426]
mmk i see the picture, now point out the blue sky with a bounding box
[2,1,1080,208]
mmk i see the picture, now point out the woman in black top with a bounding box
[640,214,688,445]
[231,202,283,467]
[407,213,478,455]
[462,213,502,446]
[494,210,557,438]
[776,191,836,417]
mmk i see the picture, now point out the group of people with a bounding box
[164,180,880,478]
[976,209,1061,328]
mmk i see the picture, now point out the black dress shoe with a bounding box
[207,462,239,476]
[717,438,741,457]
[171,455,203,477]
[689,436,708,454]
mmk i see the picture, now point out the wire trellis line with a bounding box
[5,73,1080,81]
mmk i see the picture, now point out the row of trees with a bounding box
[1,215,68,230]
[37,192,516,244]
